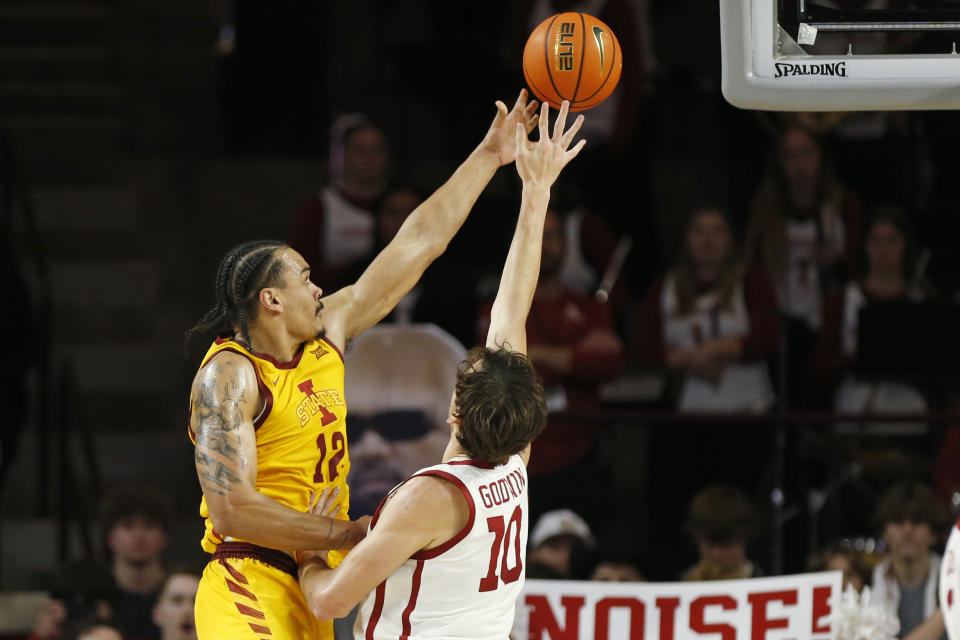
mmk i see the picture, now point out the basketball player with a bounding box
[295,100,586,639]
[185,90,542,640]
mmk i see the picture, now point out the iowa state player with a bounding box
[185,90,542,640]
[295,101,586,639]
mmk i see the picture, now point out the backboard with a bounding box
[720,0,960,110]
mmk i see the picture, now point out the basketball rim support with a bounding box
[720,0,960,111]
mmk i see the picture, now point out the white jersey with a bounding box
[355,455,529,640]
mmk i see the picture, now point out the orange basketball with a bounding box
[522,12,622,112]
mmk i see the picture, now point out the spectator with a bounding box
[28,560,117,640]
[871,482,950,638]
[808,541,869,593]
[62,620,123,640]
[814,205,933,420]
[744,123,863,407]
[152,565,201,640]
[101,486,173,640]
[335,183,427,321]
[682,485,763,581]
[634,205,779,412]
[528,509,596,579]
[289,114,389,286]
[479,207,625,532]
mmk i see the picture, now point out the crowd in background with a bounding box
[7,1,960,639]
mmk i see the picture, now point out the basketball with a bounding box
[522,12,622,112]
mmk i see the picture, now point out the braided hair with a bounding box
[185,240,289,351]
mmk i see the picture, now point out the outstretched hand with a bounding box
[478,89,540,167]
[515,100,586,188]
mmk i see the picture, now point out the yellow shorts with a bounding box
[195,543,333,640]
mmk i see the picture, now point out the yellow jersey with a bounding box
[189,336,351,565]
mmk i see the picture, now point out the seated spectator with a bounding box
[744,123,863,407]
[815,205,933,422]
[289,114,389,285]
[152,565,201,640]
[29,560,117,640]
[588,542,646,583]
[682,485,763,581]
[479,207,625,532]
[871,482,950,638]
[808,541,869,593]
[528,509,595,580]
[101,485,173,640]
[634,205,778,412]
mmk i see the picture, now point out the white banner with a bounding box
[515,571,842,640]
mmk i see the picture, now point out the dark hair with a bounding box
[62,619,121,640]
[684,484,760,544]
[860,203,918,279]
[874,481,949,531]
[672,206,741,314]
[185,240,288,349]
[807,540,869,585]
[101,485,173,534]
[453,346,547,463]
[156,562,203,602]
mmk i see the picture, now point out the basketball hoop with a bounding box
[720,0,960,111]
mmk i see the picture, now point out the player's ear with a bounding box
[259,288,282,312]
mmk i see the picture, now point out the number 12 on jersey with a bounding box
[479,505,523,592]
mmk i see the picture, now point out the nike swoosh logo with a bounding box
[592,26,606,74]
[272,375,280,385]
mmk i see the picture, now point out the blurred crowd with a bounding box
[6,1,960,639]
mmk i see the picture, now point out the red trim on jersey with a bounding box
[447,459,496,469]
[235,602,266,620]
[248,622,271,635]
[321,336,344,363]
[208,346,274,430]
[411,470,476,560]
[365,582,387,640]
[214,336,306,369]
[400,559,425,639]
[190,345,274,432]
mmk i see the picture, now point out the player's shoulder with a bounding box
[192,349,258,393]
[392,474,469,513]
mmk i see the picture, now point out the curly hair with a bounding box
[453,346,547,463]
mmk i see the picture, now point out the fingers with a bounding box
[560,114,585,149]
[565,138,588,163]
[523,98,540,133]
[552,100,570,141]
[538,101,550,142]
[512,88,528,113]
[515,122,527,159]
[491,100,508,127]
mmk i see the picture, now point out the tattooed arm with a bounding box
[191,351,365,550]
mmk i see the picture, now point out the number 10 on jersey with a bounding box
[479,505,523,592]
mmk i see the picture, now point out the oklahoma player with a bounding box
[295,100,586,639]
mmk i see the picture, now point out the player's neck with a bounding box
[441,438,469,463]
[113,557,165,595]
[244,324,303,363]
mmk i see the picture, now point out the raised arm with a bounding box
[319,91,540,350]
[486,101,586,355]
[191,352,365,550]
